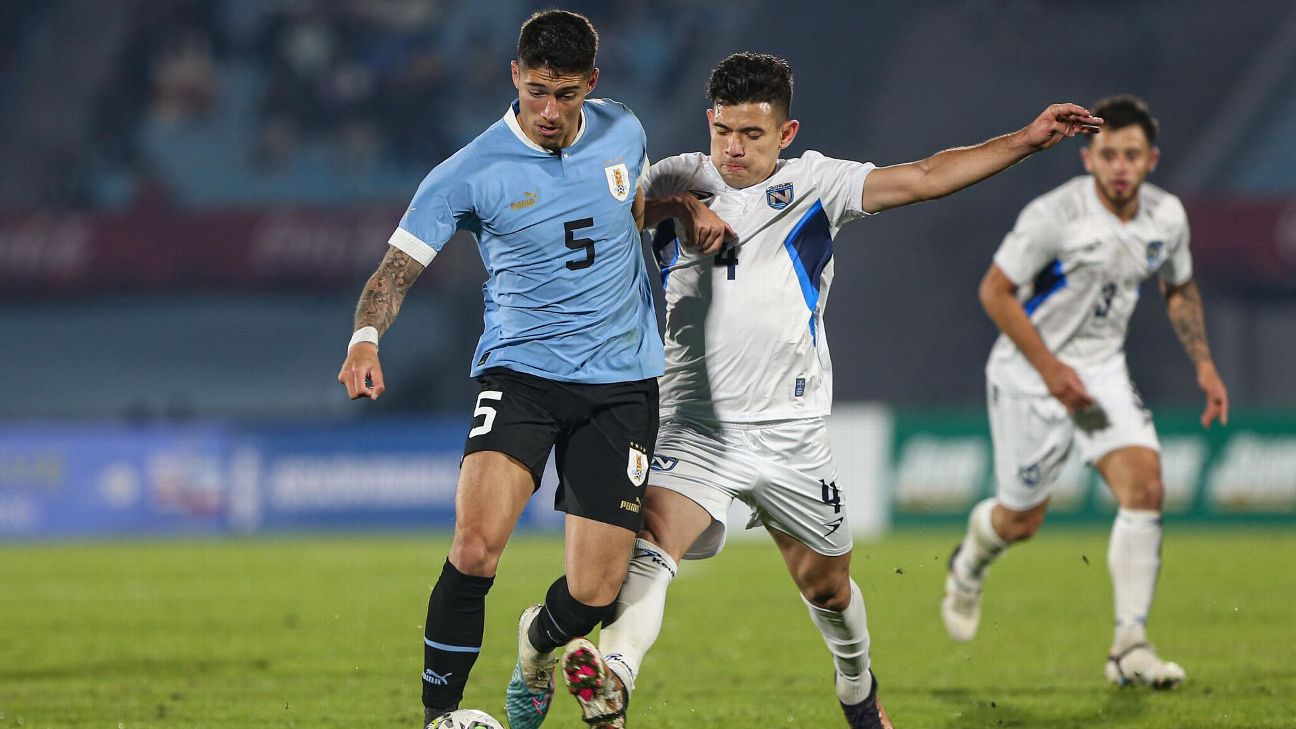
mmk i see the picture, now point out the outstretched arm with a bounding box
[1163,278,1229,427]
[861,103,1102,214]
[337,246,427,400]
[980,263,1095,414]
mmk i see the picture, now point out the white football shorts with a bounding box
[988,360,1160,511]
[648,416,851,560]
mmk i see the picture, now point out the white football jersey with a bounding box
[986,175,1192,395]
[646,151,875,422]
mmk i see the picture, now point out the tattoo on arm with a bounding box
[355,247,425,336]
[1166,279,1211,364]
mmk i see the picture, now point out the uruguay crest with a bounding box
[627,444,648,486]
[605,163,630,202]
[766,182,794,209]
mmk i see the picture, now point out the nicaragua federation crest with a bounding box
[1145,240,1165,267]
[605,163,631,202]
[627,443,648,486]
[766,182,794,209]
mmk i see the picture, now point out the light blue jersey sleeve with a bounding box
[387,152,481,266]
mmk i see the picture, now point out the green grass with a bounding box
[2,528,1295,728]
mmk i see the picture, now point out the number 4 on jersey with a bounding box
[714,243,738,280]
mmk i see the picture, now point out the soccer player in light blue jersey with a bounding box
[337,11,661,729]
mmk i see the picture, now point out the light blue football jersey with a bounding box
[389,99,663,384]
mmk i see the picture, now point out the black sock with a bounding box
[422,559,494,712]
[526,576,614,655]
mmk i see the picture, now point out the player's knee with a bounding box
[1122,477,1165,511]
[638,512,697,565]
[448,531,505,577]
[802,574,852,612]
[566,573,625,606]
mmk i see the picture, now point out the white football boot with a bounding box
[1106,643,1186,689]
[941,545,983,642]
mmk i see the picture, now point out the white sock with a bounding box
[803,579,872,705]
[952,497,1007,582]
[598,538,677,693]
[1108,508,1162,651]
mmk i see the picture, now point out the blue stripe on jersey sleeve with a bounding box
[782,200,834,343]
[652,219,680,288]
[1024,258,1067,315]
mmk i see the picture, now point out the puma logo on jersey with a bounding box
[620,497,642,513]
[510,192,537,210]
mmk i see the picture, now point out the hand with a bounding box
[679,195,735,255]
[1040,358,1095,414]
[338,342,385,400]
[1197,361,1229,428]
[1021,103,1103,151]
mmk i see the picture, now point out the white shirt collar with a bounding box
[503,101,588,153]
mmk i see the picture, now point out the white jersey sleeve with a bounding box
[644,152,708,200]
[992,197,1065,287]
[1157,197,1193,286]
[805,151,875,227]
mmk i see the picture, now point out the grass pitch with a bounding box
[2,528,1295,728]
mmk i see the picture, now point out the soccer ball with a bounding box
[426,708,504,729]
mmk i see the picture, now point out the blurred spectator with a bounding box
[149,29,218,123]
[7,0,730,210]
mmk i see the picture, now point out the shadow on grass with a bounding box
[928,685,1151,728]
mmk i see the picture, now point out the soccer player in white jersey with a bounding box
[940,95,1229,690]
[565,52,1101,728]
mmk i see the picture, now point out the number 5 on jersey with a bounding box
[469,391,503,437]
[565,218,595,271]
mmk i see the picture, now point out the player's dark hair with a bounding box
[517,10,598,76]
[1091,94,1159,145]
[707,52,794,117]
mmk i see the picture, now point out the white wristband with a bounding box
[348,326,379,352]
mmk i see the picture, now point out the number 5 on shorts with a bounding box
[469,391,503,438]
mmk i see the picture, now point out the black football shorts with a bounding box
[462,367,658,531]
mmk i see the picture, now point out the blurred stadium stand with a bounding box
[3,0,1295,538]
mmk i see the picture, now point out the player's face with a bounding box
[707,102,798,189]
[512,61,598,151]
[1082,124,1159,214]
